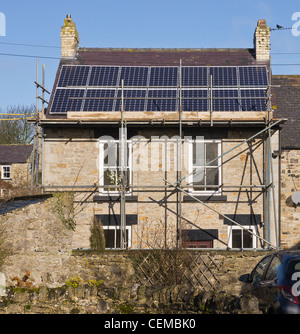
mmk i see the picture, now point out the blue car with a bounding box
[239,250,300,314]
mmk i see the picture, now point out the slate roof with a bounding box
[0,194,52,215]
[75,48,259,67]
[45,47,270,119]
[272,75,300,149]
[0,145,33,164]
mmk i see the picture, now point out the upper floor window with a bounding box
[1,165,11,180]
[99,139,132,194]
[188,140,222,194]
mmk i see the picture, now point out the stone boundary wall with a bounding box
[0,250,267,314]
[2,251,267,292]
[0,195,273,314]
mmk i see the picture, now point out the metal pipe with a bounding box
[43,184,267,189]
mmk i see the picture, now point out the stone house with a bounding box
[0,144,33,198]
[39,16,283,251]
[272,75,300,249]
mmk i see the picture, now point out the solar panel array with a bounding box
[49,65,269,114]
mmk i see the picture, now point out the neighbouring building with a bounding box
[0,144,33,198]
[272,75,300,249]
[39,16,283,251]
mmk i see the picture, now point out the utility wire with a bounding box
[0,52,60,60]
[271,52,300,55]
[0,41,60,49]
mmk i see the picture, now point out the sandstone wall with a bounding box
[0,250,266,314]
[280,149,300,249]
[42,127,272,250]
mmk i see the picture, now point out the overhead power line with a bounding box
[271,52,300,55]
[0,41,60,49]
[0,52,60,60]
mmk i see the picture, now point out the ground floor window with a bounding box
[228,225,257,249]
[95,214,137,249]
[181,229,218,249]
[182,240,213,249]
[103,226,131,249]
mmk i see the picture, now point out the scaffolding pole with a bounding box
[177,59,183,248]
[33,61,49,190]
[120,79,127,249]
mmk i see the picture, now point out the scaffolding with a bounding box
[33,60,50,189]
[39,62,284,251]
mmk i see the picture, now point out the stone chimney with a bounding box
[254,19,270,62]
[60,14,79,59]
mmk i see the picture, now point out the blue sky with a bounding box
[0,0,300,110]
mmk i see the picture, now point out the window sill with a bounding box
[93,195,138,202]
[183,194,227,202]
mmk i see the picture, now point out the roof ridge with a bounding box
[78,47,253,52]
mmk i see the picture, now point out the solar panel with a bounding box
[240,89,267,111]
[239,66,268,86]
[51,65,269,113]
[115,89,147,111]
[213,89,239,111]
[149,67,178,87]
[147,89,178,111]
[182,89,208,111]
[88,66,119,87]
[182,67,208,87]
[83,89,116,111]
[49,89,85,113]
[58,66,90,87]
[120,67,149,87]
[209,67,238,86]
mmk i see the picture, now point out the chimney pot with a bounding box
[257,19,267,27]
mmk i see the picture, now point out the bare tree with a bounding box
[0,105,35,144]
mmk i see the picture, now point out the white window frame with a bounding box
[102,225,132,249]
[1,165,11,180]
[188,139,222,195]
[227,225,257,249]
[99,139,133,195]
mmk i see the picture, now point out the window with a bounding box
[1,165,11,180]
[181,229,218,249]
[189,140,221,194]
[182,240,213,249]
[265,256,282,281]
[96,214,137,249]
[228,225,257,249]
[251,255,272,284]
[103,226,131,249]
[99,139,132,194]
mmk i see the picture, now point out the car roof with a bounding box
[275,250,300,261]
